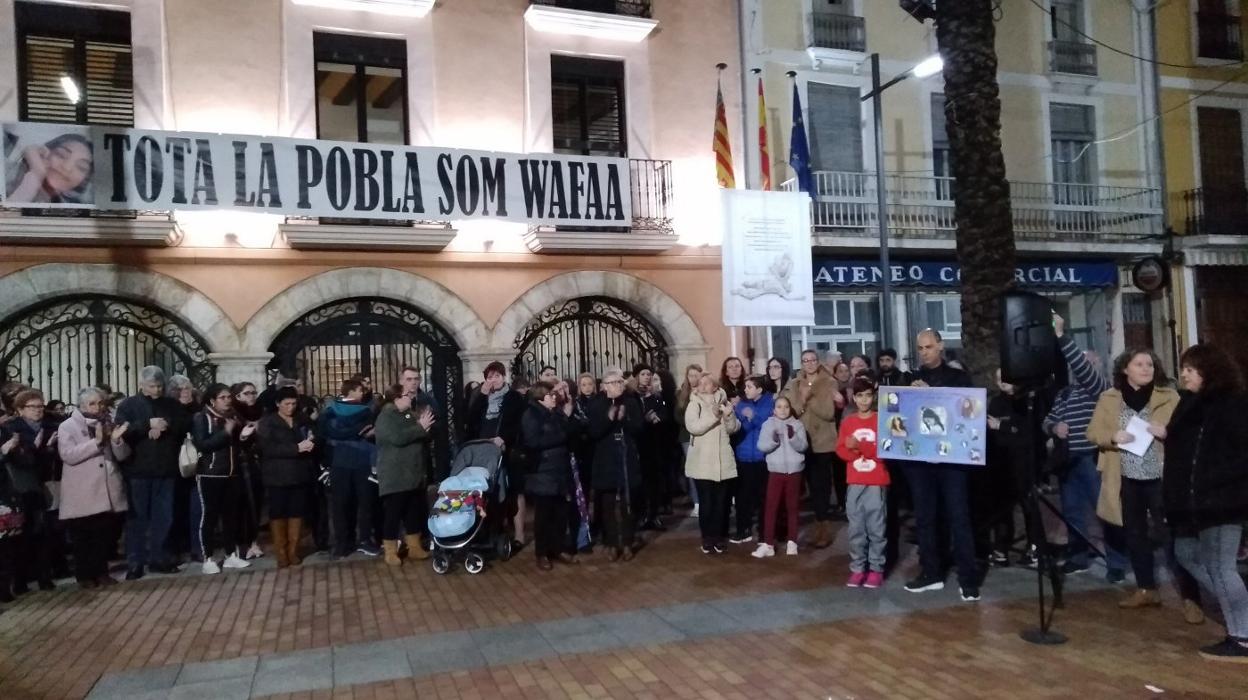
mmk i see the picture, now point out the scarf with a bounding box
[1122,382,1154,412]
[485,385,509,420]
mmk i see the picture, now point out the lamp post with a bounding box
[861,53,943,352]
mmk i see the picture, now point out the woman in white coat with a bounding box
[685,375,740,554]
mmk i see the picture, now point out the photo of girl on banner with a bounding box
[3,124,95,205]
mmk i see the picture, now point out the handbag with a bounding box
[179,433,200,479]
[0,491,24,539]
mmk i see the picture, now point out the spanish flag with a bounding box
[758,77,771,191]
[714,77,736,188]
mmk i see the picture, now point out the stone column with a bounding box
[458,348,517,381]
[207,352,274,388]
[666,344,712,374]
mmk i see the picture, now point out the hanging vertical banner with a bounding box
[721,189,814,326]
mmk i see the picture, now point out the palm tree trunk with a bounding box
[935,0,1017,388]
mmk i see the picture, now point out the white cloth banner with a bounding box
[720,189,815,326]
[1,121,632,227]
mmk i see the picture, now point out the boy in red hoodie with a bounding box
[836,377,890,588]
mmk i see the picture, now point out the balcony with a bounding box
[279,219,457,252]
[525,0,658,42]
[530,0,651,17]
[0,209,181,247]
[525,158,675,254]
[1181,187,1248,237]
[806,12,866,69]
[1048,40,1097,76]
[786,171,1162,249]
[1197,12,1243,61]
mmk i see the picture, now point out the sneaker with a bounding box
[356,542,382,557]
[700,544,713,555]
[846,571,867,588]
[1061,560,1090,576]
[729,534,754,544]
[904,575,945,593]
[960,586,981,602]
[712,544,726,555]
[222,553,250,570]
[245,543,264,560]
[690,504,699,518]
[785,541,798,556]
[1199,637,1248,663]
[750,543,775,559]
[864,571,884,589]
[1106,568,1127,585]
[201,559,221,575]
[1017,549,1039,569]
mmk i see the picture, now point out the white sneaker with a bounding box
[222,552,250,569]
[750,543,775,559]
[201,559,221,575]
[690,504,699,518]
[785,540,799,556]
[245,543,264,560]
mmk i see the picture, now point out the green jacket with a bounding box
[374,403,431,497]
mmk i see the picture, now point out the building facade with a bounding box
[0,0,746,435]
[744,0,1170,370]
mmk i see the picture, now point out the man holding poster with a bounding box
[900,329,982,602]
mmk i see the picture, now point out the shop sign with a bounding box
[1,121,630,227]
[812,260,1118,289]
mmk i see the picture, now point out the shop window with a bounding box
[314,32,408,145]
[16,1,133,126]
[551,55,626,157]
[790,296,881,365]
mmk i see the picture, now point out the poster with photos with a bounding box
[876,386,988,466]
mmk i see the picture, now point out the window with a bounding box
[807,83,863,173]
[1050,102,1097,229]
[910,294,962,363]
[792,296,881,363]
[16,1,133,125]
[1050,0,1082,42]
[931,93,954,200]
[551,56,626,157]
[1197,0,1243,61]
[1048,0,1097,75]
[1195,106,1248,234]
[314,33,408,145]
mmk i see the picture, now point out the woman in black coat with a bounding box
[256,387,317,568]
[521,382,576,571]
[1165,344,1248,663]
[588,369,644,562]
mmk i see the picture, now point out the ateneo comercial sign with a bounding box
[1,121,632,227]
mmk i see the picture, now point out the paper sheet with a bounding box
[1119,416,1155,457]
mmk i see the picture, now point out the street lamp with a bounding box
[861,52,942,352]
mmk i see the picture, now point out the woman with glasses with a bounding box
[522,381,577,570]
[782,350,842,548]
[0,390,58,592]
[191,384,254,574]
[230,382,265,560]
[588,368,644,561]
[764,358,791,398]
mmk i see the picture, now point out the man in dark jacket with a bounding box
[317,379,379,558]
[876,349,912,387]
[114,366,187,578]
[588,368,644,561]
[901,331,982,601]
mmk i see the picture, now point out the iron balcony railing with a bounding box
[784,171,1162,241]
[809,12,867,53]
[1182,187,1248,236]
[530,0,652,18]
[1048,40,1097,76]
[629,158,673,232]
[1197,11,1244,61]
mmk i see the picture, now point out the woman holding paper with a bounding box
[1087,349,1178,609]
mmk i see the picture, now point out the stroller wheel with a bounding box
[496,536,513,561]
[431,553,451,575]
[465,553,485,575]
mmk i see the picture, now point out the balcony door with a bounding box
[551,55,626,157]
[1197,106,1247,235]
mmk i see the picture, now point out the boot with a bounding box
[382,540,402,567]
[286,518,303,566]
[1183,598,1205,625]
[813,521,832,549]
[404,534,429,561]
[1118,588,1162,609]
[269,519,290,568]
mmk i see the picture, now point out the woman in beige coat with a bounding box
[781,350,841,547]
[1087,349,1179,609]
[685,375,740,554]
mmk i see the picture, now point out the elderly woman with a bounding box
[685,375,741,554]
[166,374,199,561]
[588,367,644,562]
[1,389,59,592]
[374,384,435,566]
[57,388,130,588]
[522,381,576,571]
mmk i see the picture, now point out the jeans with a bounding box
[693,479,731,547]
[330,466,374,554]
[1175,524,1248,640]
[904,462,978,588]
[733,460,767,539]
[1121,477,1164,589]
[805,452,834,522]
[125,476,175,570]
[1059,452,1128,571]
[762,472,801,546]
[847,484,887,573]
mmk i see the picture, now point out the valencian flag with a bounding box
[714,76,736,188]
[789,82,814,194]
[758,77,771,191]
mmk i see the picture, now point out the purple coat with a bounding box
[57,411,130,520]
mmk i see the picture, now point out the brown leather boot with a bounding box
[382,540,402,566]
[1119,588,1162,609]
[269,519,290,568]
[813,521,832,549]
[286,518,303,566]
[404,534,429,561]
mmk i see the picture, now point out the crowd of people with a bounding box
[0,325,1245,663]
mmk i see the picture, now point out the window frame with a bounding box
[312,32,410,145]
[550,54,628,157]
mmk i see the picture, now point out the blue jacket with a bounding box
[316,399,375,471]
[733,393,775,463]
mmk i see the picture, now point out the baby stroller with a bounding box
[427,439,513,574]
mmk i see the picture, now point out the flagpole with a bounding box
[753,67,772,367]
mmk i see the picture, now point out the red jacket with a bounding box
[835,412,890,486]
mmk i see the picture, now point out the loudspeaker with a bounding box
[1001,291,1057,385]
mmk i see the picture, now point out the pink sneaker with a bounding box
[846,571,867,588]
[863,571,884,589]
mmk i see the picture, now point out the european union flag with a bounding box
[789,83,814,194]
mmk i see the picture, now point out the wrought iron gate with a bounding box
[511,296,668,381]
[0,294,216,402]
[267,297,463,466]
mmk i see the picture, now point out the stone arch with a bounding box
[241,267,490,353]
[0,262,241,351]
[491,270,708,353]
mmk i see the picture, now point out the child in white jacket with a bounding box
[752,397,808,558]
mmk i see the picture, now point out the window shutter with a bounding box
[84,39,134,126]
[21,35,78,123]
[1050,103,1093,140]
[930,93,948,149]
[550,56,626,157]
[807,82,862,172]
